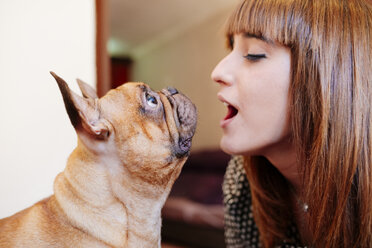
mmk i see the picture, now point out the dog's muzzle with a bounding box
[161,87,197,158]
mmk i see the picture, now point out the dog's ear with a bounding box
[50,72,109,139]
[76,78,98,99]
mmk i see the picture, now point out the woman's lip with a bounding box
[217,94,238,110]
[217,94,229,105]
[220,116,235,128]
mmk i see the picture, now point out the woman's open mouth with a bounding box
[224,104,238,120]
[217,94,238,128]
[220,103,238,128]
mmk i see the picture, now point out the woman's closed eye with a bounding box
[244,53,267,61]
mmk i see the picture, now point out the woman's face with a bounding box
[211,33,292,156]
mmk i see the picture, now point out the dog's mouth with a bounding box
[160,87,197,158]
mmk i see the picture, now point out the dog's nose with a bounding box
[167,87,178,95]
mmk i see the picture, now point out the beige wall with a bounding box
[132,9,234,150]
[0,0,96,218]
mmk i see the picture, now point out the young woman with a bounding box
[211,0,372,247]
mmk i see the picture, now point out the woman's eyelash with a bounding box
[244,54,267,61]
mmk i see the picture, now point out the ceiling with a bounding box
[108,0,240,58]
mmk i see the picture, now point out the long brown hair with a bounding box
[225,0,372,247]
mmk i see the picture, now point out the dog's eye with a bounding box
[146,93,158,107]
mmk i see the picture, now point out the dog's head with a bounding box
[51,72,197,187]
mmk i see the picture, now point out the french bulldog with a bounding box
[0,72,197,248]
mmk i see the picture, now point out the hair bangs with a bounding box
[225,0,310,49]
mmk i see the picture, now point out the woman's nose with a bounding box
[211,55,233,86]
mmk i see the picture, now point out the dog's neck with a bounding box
[53,140,174,247]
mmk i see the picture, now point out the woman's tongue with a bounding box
[224,105,238,120]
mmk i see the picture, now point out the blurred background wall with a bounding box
[0,0,96,218]
[0,0,238,219]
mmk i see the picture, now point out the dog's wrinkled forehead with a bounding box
[100,82,168,136]
[103,82,142,102]
[105,83,163,116]
[106,83,153,102]
[101,83,146,113]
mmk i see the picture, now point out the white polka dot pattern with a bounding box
[222,156,306,248]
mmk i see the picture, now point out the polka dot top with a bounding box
[223,156,305,248]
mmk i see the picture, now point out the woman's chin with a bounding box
[219,135,263,157]
[220,137,242,155]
